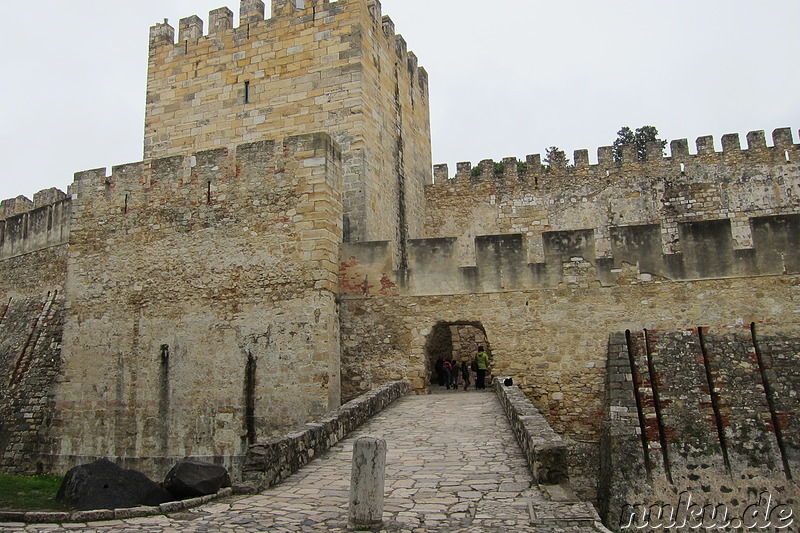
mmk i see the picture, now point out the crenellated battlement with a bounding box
[422,125,800,291]
[147,0,428,87]
[0,134,343,265]
[148,0,327,46]
[431,128,798,189]
[0,188,71,260]
[381,15,428,86]
[0,188,68,221]
[68,133,340,220]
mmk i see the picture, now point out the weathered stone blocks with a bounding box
[494,378,567,485]
[242,381,408,491]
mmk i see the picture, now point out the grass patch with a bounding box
[0,473,70,511]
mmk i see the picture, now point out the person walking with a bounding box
[435,356,445,386]
[442,358,453,390]
[461,360,471,391]
[449,359,459,390]
[475,346,489,390]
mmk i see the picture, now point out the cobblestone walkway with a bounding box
[2,390,609,532]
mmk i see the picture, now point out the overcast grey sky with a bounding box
[1,0,798,202]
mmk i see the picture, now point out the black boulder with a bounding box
[56,458,173,511]
[163,460,231,499]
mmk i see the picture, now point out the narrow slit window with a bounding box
[244,81,251,104]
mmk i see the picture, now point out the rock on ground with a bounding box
[56,458,173,511]
[163,460,231,499]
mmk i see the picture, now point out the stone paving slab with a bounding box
[2,389,609,532]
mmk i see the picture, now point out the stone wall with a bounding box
[50,133,343,478]
[450,324,487,361]
[145,0,432,246]
[340,215,799,297]
[600,328,799,530]
[493,378,567,485]
[242,380,409,490]
[426,129,798,273]
[339,274,800,501]
[0,192,70,261]
[0,243,68,474]
[0,1,796,521]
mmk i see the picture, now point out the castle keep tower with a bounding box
[35,0,431,476]
[145,0,432,252]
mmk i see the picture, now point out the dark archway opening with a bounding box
[424,321,492,389]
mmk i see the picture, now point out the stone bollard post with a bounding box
[348,436,387,530]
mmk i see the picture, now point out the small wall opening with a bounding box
[245,351,257,445]
[159,344,170,455]
[424,321,491,389]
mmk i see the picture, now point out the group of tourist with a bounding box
[434,346,490,391]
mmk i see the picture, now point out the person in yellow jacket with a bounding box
[474,346,490,390]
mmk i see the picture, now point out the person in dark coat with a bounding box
[442,359,453,389]
[461,360,471,391]
[435,356,445,386]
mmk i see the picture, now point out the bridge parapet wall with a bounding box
[494,378,567,485]
[242,380,409,491]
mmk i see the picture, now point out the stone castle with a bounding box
[1,0,798,527]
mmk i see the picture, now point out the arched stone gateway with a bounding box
[423,321,492,391]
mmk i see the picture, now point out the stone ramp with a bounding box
[1,390,608,532]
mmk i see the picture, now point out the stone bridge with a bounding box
[1,382,610,532]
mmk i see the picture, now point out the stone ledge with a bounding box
[493,378,568,485]
[242,381,410,491]
[0,487,234,525]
